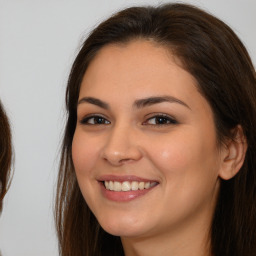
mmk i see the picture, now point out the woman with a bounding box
[55,3,256,256]
[0,101,12,213]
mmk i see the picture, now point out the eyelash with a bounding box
[80,115,110,125]
[79,114,177,126]
[143,114,178,126]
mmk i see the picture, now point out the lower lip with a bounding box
[99,182,157,202]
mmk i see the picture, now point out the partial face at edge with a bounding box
[72,40,223,239]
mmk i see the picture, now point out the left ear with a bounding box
[218,125,248,180]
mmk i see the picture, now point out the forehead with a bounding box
[80,40,201,102]
[80,39,198,96]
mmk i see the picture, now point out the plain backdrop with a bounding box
[0,0,255,255]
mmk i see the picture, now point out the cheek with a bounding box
[71,130,102,209]
[148,135,195,173]
[147,129,220,182]
[72,130,99,177]
[146,131,220,219]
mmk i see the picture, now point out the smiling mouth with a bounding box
[104,180,158,192]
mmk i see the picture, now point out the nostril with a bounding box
[101,134,143,165]
[120,158,136,163]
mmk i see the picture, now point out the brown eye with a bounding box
[144,115,177,125]
[80,115,110,125]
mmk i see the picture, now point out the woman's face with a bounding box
[72,40,223,239]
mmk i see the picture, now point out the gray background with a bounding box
[0,0,255,255]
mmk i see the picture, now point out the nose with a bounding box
[101,123,143,166]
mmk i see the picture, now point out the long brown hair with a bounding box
[55,3,256,256]
[0,101,12,212]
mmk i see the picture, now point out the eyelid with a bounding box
[79,114,110,125]
[143,113,178,125]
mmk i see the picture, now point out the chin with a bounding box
[97,215,148,237]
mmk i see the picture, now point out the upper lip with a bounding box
[97,175,159,183]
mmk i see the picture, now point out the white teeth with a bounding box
[138,182,144,190]
[105,181,109,189]
[114,181,122,191]
[145,182,150,189]
[131,181,139,190]
[121,181,131,191]
[104,180,157,192]
[109,181,114,191]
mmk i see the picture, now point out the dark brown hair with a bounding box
[0,101,12,212]
[55,3,256,256]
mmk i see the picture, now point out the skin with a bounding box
[72,40,237,256]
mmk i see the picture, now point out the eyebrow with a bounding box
[77,95,190,110]
[134,96,191,110]
[77,97,109,109]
